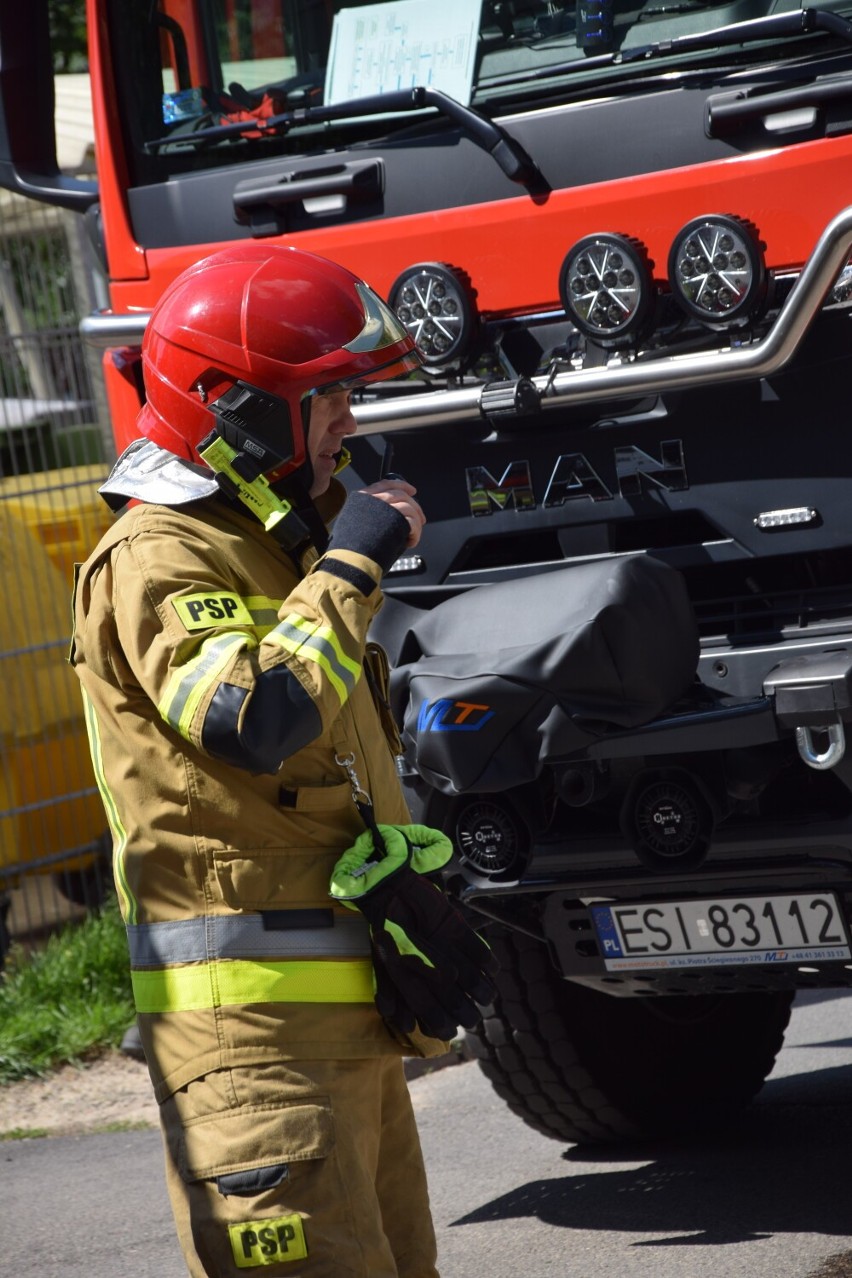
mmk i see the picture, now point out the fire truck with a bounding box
[4,0,852,1143]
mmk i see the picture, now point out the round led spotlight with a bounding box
[668,214,766,326]
[388,262,476,366]
[558,233,654,344]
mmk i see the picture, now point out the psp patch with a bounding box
[228,1213,308,1268]
[173,592,253,631]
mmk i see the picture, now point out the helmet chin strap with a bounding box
[197,382,351,555]
[270,470,331,555]
[198,432,315,554]
[197,381,328,554]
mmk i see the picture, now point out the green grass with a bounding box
[91,1119,152,1134]
[0,899,135,1084]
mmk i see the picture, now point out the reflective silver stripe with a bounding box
[159,631,250,736]
[272,618,359,702]
[248,604,280,628]
[126,912,370,968]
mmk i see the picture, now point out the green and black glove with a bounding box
[330,824,498,1041]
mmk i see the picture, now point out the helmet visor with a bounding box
[315,282,421,391]
[345,283,409,354]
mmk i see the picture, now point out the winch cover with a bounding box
[379,556,699,794]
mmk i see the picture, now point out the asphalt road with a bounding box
[4,990,852,1278]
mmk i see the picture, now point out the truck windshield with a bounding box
[110,0,852,183]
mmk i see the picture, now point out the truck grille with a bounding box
[688,549,852,641]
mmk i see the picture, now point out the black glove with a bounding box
[327,491,411,574]
[330,824,498,1041]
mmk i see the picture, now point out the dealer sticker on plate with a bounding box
[590,892,851,971]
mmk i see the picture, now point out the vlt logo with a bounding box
[417,698,494,732]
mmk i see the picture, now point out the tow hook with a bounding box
[795,722,846,770]
[763,651,852,772]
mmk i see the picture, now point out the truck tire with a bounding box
[467,927,794,1144]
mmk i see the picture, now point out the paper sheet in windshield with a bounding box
[325,0,480,107]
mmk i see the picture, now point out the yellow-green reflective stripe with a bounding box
[267,614,359,705]
[81,689,136,924]
[277,613,360,684]
[172,594,283,637]
[131,958,375,1013]
[244,595,283,631]
[159,632,251,737]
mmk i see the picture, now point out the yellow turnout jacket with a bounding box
[70,484,436,1102]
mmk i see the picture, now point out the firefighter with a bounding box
[70,244,496,1277]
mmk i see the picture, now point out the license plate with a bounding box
[590,892,851,972]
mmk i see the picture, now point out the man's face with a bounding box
[307,390,357,498]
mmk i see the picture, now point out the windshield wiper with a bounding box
[481,6,852,90]
[626,6,852,59]
[146,85,546,190]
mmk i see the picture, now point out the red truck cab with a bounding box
[5,0,852,1141]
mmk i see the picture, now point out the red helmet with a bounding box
[137,243,420,477]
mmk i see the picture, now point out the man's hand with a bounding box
[358,477,426,549]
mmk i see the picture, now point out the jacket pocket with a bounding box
[179,1099,334,1183]
[210,779,353,907]
[212,845,342,909]
[168,1089,365,1273]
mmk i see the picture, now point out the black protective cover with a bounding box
[382,557,700,794]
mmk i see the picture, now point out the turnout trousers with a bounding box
[159,1055,441,1277]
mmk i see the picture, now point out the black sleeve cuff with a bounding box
[327,491,410,575]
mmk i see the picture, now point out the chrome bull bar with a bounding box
[80,202,852,437]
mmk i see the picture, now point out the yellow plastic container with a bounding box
[0,731,106,877]
[0,465,115,880]
[0,462,115,586]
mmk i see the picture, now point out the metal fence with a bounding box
[0,192,117,963]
